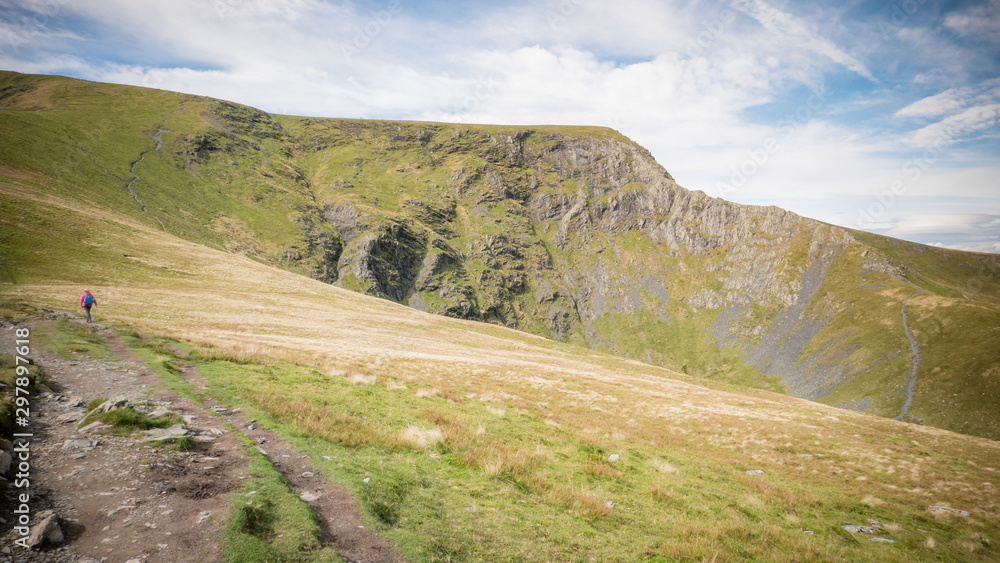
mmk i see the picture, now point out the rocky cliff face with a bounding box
[285,122,856,379]
[268,118,999,440]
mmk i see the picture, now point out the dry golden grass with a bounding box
[398,425,444,450]
[7,188,1000,561]
[414,387,439,398]
[349,373,376,385]
[653,459,679,475]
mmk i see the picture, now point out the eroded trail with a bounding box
[178,365,405,563]
[124,129,167,233]
[0,316,404,562]
[893,278,925,421]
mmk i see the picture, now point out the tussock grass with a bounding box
[398,425,444,450]
[87,407,184,436]
[414,386,439,398]
[349,373,376,385]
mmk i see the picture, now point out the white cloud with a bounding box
[2,0,998,252]
[896,79,1000,148]
[732,0,877,83]
[944,0,1000,43]
[908,103,1000,148]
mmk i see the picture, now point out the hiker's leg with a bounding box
[85,307,92,322]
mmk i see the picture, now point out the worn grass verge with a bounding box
[120,330,341,562]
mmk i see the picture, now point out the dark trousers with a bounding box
[83,306,92,323]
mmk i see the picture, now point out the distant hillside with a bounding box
[1,70,998,439]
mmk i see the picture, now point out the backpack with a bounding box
[83,294,94,306]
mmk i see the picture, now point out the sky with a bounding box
[2,0,999,253]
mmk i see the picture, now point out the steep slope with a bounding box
[1,71,998,440]
[2,136,999,562]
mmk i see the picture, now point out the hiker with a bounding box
[80,290,97,323]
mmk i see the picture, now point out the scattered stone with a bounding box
[842,525,879,534]
[870,538,896,544]
[62,439,98,450]
[55,411,84,423]
[142,428,178,442]
[302,471,315,478]
[803,530,815,535]
[27,513,64,547]
[602,500,614,508]
[608,453,620,462]
[166,423,189,436]
[867,519,884,528]
[78,421,106,433]
[362,477,370,483]
[93,396,128,414]
[208,427,225,435]
[196,511,213,523]
[147,406,173,418]
[108,505,136,517]
[300,491,321,502]
[928,505,971,516]
[745,469,765,476]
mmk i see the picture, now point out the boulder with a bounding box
[94,396,129,413]
[27,513,63,547]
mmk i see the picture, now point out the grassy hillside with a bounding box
[2,146,1000,561]
[1,68,998,447]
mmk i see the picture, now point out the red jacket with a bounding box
[80,293,96,307]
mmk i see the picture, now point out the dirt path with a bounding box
[177,365,404,563]
[124,129,167,233]
[893,277,926,421]
[0,316,404,562]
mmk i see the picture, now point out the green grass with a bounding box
[28,319,115,360]
[4,70,999,441]
[116,331,342,562]
[223,444,342,563]
[170,353,997,562]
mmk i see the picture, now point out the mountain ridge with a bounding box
[1,70,998,440]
